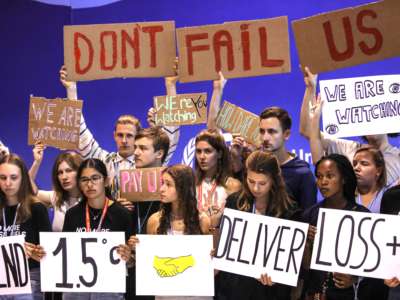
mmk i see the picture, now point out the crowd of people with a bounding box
[0,64,399,300]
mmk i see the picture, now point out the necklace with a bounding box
[89,208,102,221]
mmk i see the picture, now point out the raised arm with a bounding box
[161,59,180,165]
[60,66,110,161]
[299,67,318,139]
[207,71,227,130]
[309,94,325,164]
[29,142,46,181]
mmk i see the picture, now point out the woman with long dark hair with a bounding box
[194,129,241,231]
[215,150,300,300]
[0,154,51,300]
[62,158,133,300]
[129,164,211,300]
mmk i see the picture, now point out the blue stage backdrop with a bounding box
[0,0,399,190]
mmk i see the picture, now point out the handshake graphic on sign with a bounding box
[153,255,195,277]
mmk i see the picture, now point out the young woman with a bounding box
[62,158,133,300]
[302,154,370,300]
[30,143,82,232]
[215,150,301,300]
[353,145,389,213]
[129,164,211,300]
[0,154,51,300]
[194,129,241,230]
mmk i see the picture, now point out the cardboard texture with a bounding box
[28,97,82,150]
[120,167,165,201]
[154,93,207,126]
[216,101,260,146]
[64,21,176,81]
[292,0,400,74]
[177,17,290,82]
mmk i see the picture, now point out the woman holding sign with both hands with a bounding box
[129,164,211,300]
[215,150,302,300]
[61,158,134,300]
[0,154,51,300]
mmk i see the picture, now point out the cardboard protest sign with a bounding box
[177,17,290,82]
[292,0,400,74]
[136,234,214,296]
[214,208,309,286]
[311,208,400,279]
[120,167,165,201]
[40,232,125,292]
[0,235,31,295]
[64,21,176,81]
[28,97,82,150]
[154,93,207,126]
[216,101,260,146]
[320,74,400,138]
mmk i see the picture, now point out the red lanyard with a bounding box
[85,198,110,232]
[197,181,218,212]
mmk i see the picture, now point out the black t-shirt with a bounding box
[0,202,51,269]
[216,192,302,300]
[62,200,133,241]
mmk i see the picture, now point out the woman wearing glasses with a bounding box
[62,158,134,300]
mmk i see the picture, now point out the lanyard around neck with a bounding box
[197,180,218,212]
[3,203,21,236]
[85,198,109,232]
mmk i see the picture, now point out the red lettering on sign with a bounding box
[121,28,140,69]
[186,33,210,75]
[142,25,164,68]
[259,27,284,67]
[323,17,354,61]
[357,9,383,55]
[100,31,117,71]
[213,30,234,72]
[240,24,251,71]
[74,32,94,75]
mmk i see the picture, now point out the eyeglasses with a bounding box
[79,175,103,185]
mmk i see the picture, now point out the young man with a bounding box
[133,126,170,233]
[59,66,180,200]
[299,67,400,186]
[231,107,317,209]
[258,107,317,209]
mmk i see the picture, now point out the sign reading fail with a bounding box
[0,235,31,295]
[120,167,165,201]
[28,97,82,150]
[320,74,400,138]
[311,208,400,279]
[292,0,400,74]
[64,21,176,81]
[214,208,309,287]
[154,93,207,126]
[216,101,260,146]
[177,17,290,82]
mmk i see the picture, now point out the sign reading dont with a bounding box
[64,21,176,81]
